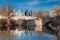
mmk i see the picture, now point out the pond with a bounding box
[0,30,56,40]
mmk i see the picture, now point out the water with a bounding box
[0,30,56,40]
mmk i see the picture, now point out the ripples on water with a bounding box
[0,29,56,40]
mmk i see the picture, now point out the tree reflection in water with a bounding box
[25,29,32,36]
[0,27,57,40]
[11,30,56,40]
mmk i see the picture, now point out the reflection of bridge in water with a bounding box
[0,18,59,38]
[0,18,58,40]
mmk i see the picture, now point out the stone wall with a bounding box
[24,18,42,31]
[24,20,36,31]
[35,18,42,32]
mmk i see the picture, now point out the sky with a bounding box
[0,0,60,13]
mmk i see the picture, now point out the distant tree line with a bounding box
[24,6,60,18]
[0,4,60,18]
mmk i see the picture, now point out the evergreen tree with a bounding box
[25,9,29,16]
[29,12,30,16]
[26,9,28,16]
[25,11,27,15]
[30,10,32,16]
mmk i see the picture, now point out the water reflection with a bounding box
[11,30,55,40]
[0,19,57,40]
[0,29,56,40]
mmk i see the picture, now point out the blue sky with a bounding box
[0,0,60,13]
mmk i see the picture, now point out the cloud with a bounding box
[42,0,60,3]
[27,0,60,5]
[27,0,40,5]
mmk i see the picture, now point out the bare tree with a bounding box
[44,11,49,18]
[34,10,50,18]
[3,4,13,17]
[0,7,7,16]
[54,6,60,16]
[35,11,43,18]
